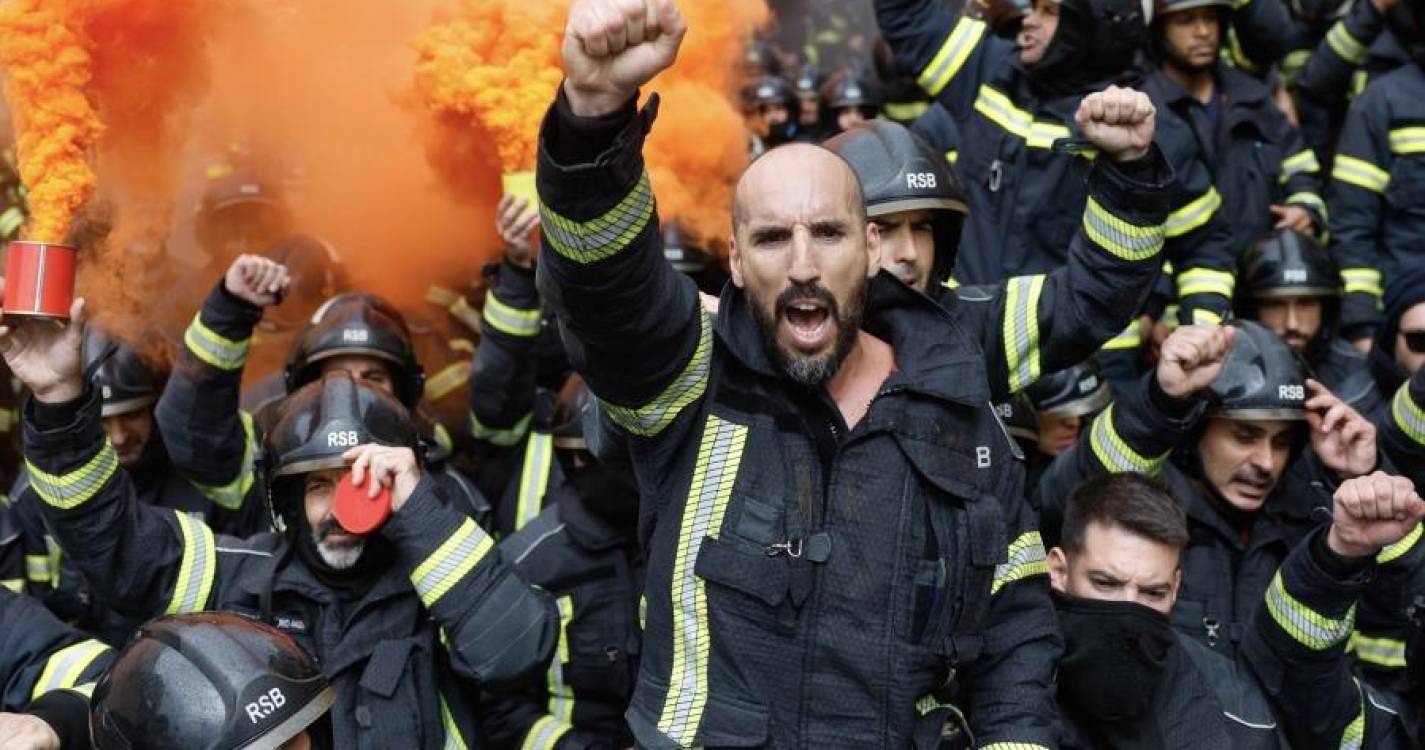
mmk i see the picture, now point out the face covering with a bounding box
[1054,591,1176,722]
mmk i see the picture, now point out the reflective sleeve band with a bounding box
[1379,522,1423,565]
[1389,126,1425,154]
[520,715,575,750]
[1341,267,1384,297]
[605,311,713,437]
[165,511,217,615]
[448,295,483,334]
[1082,196,1166,262]
[1280,149,1322,182]
[440,694,471,750]
[1281,49,1312,85]
[0,578,21,592]
[991,531,1049,595]
[882,100,930,121]
[1164,187,1223,238]
[25,554,51,584]
[1192,308,1224,326]
[540,171,655,264]
[1089,404,1170,475]
[31,639,110,702]
[184,313,251,371]
[469,411,533,448]
[515,432,555,534]
[1177,267,1236,299]
[1326,21,1369,65]
[1100,322,1142,351]
[917,17,988,96]
[425,361,471,403]
[1284,192,1328,223]
[191,411,257,511]
[1265,570,1355,650]
[1348,632,1409,668]
[0,205,24,238]
[973,85,1071,149]
[482,293,542,338]
[1392,385,1425,447]
[547,596,576,722]
[1003,275,1047,393]
[982,744,1052,750]
[26,443,120,511]
[410,517,494,609]
[1339,689,1365,750]
[1332,155,1391,194]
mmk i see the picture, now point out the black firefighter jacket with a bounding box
[23,386,558,750]
[0,586,112,712]
[533,77,1174,747]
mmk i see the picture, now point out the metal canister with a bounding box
[3,240,76,320]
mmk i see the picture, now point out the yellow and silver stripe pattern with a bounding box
[1177,267,1236,300]
[425,361,471,403]
[1340,684,1366,750]
[483,292,542,338]
[30,639,109,702]
[1389,126,1425,154]
[440,694,471,750]
[1165,187,1223,238]
[165,511,216,614]
[605,311,712,437]
[470,411,533,448]
[1083,197,1165,262]
[1393,385,1425,447]
[27,443,120,511]
[1379,521,1422,564]
[1101,322,1142,351]
[411,517,494,609]
[1280,149,1322,182]
[1326,21,1369,65]
[521,715,574,750]
[193,411,257,511]
[1333,155,1391,194]
[1265,571,1355,650]
[25,554,50,585]
[657,416,748,746]
[1003,275,1046,393]
[516,432,555,533]
[917,17,988,96]
[1284,191,1328,222]
[540,171,655,264]
[982,744,1052,750]
[184,313,252,371]
[1342,267,1383,298]
[1090,404,1170,475]
[548,596,577,723]
[1348,632,1408,668]
[973,86,1071,149]
[991,531,1049,595]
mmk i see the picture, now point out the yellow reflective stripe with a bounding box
[1340,689,1365,750]
[1285,191,1328,222]
[1177,267,1236,299]
[1392,385,1425,447]
[1101,321,1142,351]
[411,518,494,608]
[1089,404,1170,474]
[24,554,50,584]
[482,292,542,338]
[440,694,471,750]
[1389,126,1425,154]
[26,443,119,511]
[605,311,712,437]
[1341,267,1384,297]
[883,100,930,121]
[1333,155,1391,193]
[183,313,251,371]
[991,531,1048,595]
[1326,21,1369,65]
[31,639,109,702]
[425,361,471,403]
[982,744,1052,750]
[1348,632,1409,668]
[1192,308,1224,326]
[0,578,21,592]
[470,411,533,448]
[658,416,748,746]
[44,536,61,590]
[1280,149,1322,182]
[540,171,655,264]
[1164,187,1222,238]
[192,411,256,511]
[0,407,16,433]
[1281,49,1312,86]
[165,511,216,615]
[548,596,576,722]
[1003,275,1046,393]
[1082,196,1166,262]
[1265,570,1355,650]
[945,150,959,165]
[1379,521,1422,565]
[521,715,575,750]
[973,85,1070,149]
[917,17,988,96]
[0,205,23,238]
[448,295,483,334]
[515,432,554,533]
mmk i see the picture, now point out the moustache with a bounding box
[1231,465,1275,489]
[775,281,840,320]
[314,518,362,544]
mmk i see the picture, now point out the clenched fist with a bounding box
[1327,472,1425,558]
[224,254,291,308]
[1156,324,1235,400]
[562,0,687,117]
[1076,86,1156,163]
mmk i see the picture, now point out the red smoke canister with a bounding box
[3,240,76,321]
[332,471,392,535]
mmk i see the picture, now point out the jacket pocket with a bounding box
[627,673,770,749]
[564,586,636,701]
[694,536,788,608]
[355,637,433,750]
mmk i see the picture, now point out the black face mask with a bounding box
[1054,591,1176,723]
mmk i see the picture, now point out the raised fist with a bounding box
[1327,472,1425,558]
[224,254,291,308]
[1155,324,1234,400]
[562,0,687,117]
[1076,86,1156,163]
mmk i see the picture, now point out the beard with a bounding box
[311,519,366,570]
[750,280,865,386]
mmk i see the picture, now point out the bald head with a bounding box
[732,143,867,234]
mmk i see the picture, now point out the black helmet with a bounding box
[91,612,333,750]
[794,63,822,99]
[550,377,595,452]
[822,67,883,111]
[83,329,167,418]
[1235,228,1342,356]
[1036,0,1151,94]
[285,293,425,407]
[748,75,796,109]
[1208,320,1308,420]
[1023,358,1113,418]
[263,234,346,313]
[824,120,967,283]
[264,372,418,530]
[1154,0,1230,16]
[1000,396,1040,446]
[663,223,728,296]
[194,171,293,256]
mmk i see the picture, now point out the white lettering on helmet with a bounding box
[326,430,360,448]
[1278,384,1305,402]
[1282,269,1308,284]
[906,172,938,190]
[244,687,287,724]
[342,328,370,344]
[1079,375,1099,394]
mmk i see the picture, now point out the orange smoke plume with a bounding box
[0,0,103,245]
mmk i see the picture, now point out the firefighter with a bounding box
[1013,359,1114,494]
[88,612,333,750]
[1242,472,1421,749]
[1368,261,1425,400]
[819,65,883,135]
[193,170,294,274]
[1037,321,1380,659]
[1048,474,1281,748]
[1235,228,1382,415]
[539,0,1169,743]
[1144,0,1329,257]
[2,290,557,749]
[0,588,112,750]
[793,63,824,131]
[745,75,805,154]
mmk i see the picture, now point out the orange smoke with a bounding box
[0,0,103,245]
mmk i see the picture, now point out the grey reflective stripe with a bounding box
[540,172,655,264]
[165,511,216,614]
[1394,386,1425,446]
[605,312,712,436]
[1265,572,1354,650]
[1083,197,1165,261]
[31,639,109,701]
[184,314,250,371]
[1089,404,1167,474]
[412,520,491,605]
[25,444,120,510]
[515,433,554,533]
[1003,275,1044,393]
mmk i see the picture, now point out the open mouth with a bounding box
[781,299,833,351]
[1232,480,1271,501]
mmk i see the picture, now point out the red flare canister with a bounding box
[3,240,76,321]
